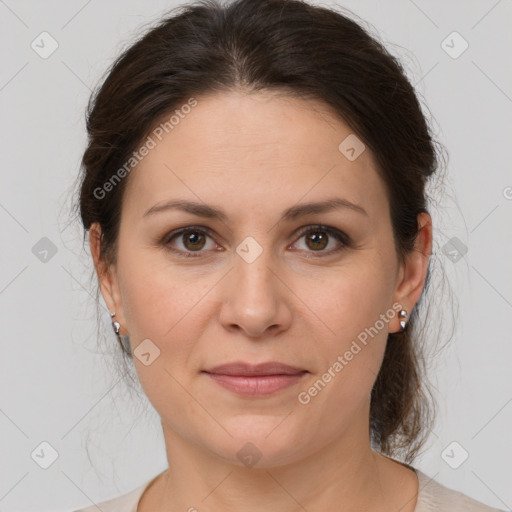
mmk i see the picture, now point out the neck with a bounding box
[146,409,415,512]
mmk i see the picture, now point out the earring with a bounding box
[111,312,121,334]
[399,309,408,332]
[110,312,132,356]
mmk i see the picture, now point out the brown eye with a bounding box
[164,227,217,257]
[162,224,349,259]
[292,225,349,256]
[304,230,329,251]
[182,231,206,251]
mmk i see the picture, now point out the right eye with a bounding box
[162,227,220,257]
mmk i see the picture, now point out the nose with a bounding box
[218,246,293,339]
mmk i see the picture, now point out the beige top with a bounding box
[73,468,505,512]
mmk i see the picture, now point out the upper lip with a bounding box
[204,361,307,376]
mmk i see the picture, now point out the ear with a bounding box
[391,212,432,332]
[89,223,127,334]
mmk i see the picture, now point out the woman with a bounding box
[73,0,504,510]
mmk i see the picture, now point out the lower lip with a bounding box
[204,372,307,397]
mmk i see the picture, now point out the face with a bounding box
[93,90,427,468]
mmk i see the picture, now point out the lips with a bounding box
[204,361,307,377]
[203,361,308,397]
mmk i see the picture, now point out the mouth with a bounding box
[202,361,308,397]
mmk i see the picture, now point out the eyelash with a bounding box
[160,224,351,259]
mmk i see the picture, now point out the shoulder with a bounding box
[414,469,506,512]
[72,474,159,512]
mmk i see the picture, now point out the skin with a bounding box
[90,89,432,512]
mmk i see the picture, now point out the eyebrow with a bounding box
[143,197,367,222]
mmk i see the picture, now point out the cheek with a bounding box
[314,255,396,344]
[295,280,392,443]
[116,254,210,415]
[117,243,211,340]
[303,248,397,398]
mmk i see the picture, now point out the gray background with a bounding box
[0,0,511,511]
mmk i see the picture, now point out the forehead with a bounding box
[123,90,387,222]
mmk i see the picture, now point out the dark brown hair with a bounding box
[75,0,445,463]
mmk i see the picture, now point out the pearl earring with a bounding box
[399,309,408,332]
[110,312,132,356]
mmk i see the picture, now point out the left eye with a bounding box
[292,225,348,255]
[162,225,348,258]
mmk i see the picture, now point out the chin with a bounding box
[229,415,297,442]
[205,420,311,468]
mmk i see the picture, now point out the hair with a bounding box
[74,0,448,463]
